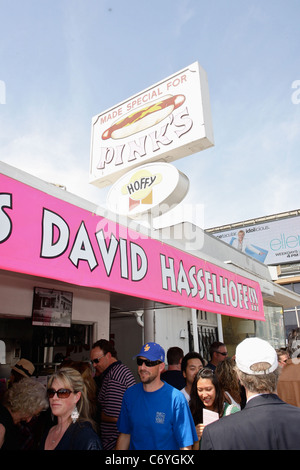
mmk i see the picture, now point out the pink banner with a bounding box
[0,173,264,321]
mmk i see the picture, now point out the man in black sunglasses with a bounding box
[116,342,198,450]
[207,341,228,372]
[90,339,135,450]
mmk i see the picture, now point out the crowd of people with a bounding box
[1,330,300,450]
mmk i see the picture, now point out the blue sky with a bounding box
[1,0,300,228]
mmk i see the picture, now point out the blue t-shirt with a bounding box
[117,382,198,450]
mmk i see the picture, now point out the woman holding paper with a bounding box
[189,368,240,449]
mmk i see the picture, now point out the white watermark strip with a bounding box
[291,80,300,104]
[0,80,6,104]
[94,202,205,251]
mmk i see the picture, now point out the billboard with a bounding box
[89,62,214,188]
[212,215,300,265]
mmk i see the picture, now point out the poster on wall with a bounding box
[212,216,300,265]
[32,287,73,327]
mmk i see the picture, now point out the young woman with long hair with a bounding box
[189,367,240,449]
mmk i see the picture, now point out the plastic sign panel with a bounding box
[212,216,300,265]
[0,173,264,321]
[106,162,189,218]
[90,62,214,188]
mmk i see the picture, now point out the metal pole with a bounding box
[217,314,224,342]
[295,307,300,328]
[191,309,199,352]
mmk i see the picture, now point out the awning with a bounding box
[0,163,265,322]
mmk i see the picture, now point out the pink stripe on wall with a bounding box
[0,173,264,321]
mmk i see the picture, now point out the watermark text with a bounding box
[0,80,6,104]
[291,80,300,104]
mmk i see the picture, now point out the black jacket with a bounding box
[40,421,102,450]
[0,404,21,450]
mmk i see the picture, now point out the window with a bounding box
[0,340,6,364]
[281,282,300,339]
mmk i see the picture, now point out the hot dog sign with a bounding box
[89,62,214,188]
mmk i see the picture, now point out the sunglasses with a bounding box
[136,358,162,367]
[91,353,105,365]
[217,351,228,356]
[47,388,74,399]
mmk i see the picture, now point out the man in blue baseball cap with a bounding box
[116,342,198,450]
[134,342,165,361]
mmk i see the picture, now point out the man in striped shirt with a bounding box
[91,339,136,450]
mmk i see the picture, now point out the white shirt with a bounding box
[180,387,190,402]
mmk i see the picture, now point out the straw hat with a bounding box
[12,358,35,377]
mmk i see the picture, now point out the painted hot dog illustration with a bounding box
[101,94,186,140]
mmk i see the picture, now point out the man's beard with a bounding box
[138,369,158,384]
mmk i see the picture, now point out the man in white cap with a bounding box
[201,337,300,450]
[116,342,198,450]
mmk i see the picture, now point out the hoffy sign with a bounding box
[106,163,189,218]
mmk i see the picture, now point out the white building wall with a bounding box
[0,270,110,340]
[110,315,143,380]
[154,307,190,355]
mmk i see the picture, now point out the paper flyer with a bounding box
[203,408,219,425]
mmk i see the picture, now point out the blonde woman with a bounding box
[41,368,102,450]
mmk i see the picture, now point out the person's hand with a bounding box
[195,423,205,440]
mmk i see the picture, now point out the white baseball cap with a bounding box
[236,337,278,375]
